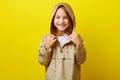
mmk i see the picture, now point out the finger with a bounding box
[51,36,56,40]
[50,34,56,39]
[72,31,77,36]
[69,34,75,38]
[46,34,50,40]
[74,33,77,36]
[69,35,73,41]
[70,34,74,37]
[52,38,57,43]
[47,34,51,37]
[50,34,55,37]
[72,30,75,34]
[72,30,76,35]
[69,35,71,38]
[49,34,52,37]
[48,34,53,39]
[70,34,75,39]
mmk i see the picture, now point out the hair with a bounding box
[51,5,73,35]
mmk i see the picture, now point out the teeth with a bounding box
[57,23,65,26]
[58,24,65,26]
[58,23,61,24]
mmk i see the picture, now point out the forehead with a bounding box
[55,7,68,16]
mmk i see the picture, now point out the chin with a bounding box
[58,28,67,31]
[58,27,68,30]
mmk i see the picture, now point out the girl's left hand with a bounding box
[69,31,82,49]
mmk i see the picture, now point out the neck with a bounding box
[56,31,65,36]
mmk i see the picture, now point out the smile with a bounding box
[57,24,66,26]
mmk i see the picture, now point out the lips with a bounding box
[57,23,66,26]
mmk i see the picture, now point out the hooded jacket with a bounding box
[38,3,86,80]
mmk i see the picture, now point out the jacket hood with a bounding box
[50,3,76,35]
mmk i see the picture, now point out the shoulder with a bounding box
[40,34,49,42]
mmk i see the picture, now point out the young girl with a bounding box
[38,3,86,80]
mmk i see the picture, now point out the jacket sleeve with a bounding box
[74,36,86,66]
[38,37,52,67]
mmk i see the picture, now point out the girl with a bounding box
[38,3,86,80]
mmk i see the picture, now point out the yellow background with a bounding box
[0,0,120,80]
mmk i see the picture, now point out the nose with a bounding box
[60,18,64,23]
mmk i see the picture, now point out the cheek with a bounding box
[64,19,68,22]
[54,19,58,24]
[53,19,56,26]
[65,20,70,25]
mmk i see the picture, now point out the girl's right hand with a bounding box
[44,34,57,50]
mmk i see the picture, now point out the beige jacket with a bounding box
[38,3,86,80]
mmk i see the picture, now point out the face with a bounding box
[54,7,70,33]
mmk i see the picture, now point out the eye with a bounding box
[64,16,68,19]
[55,16,60,19]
